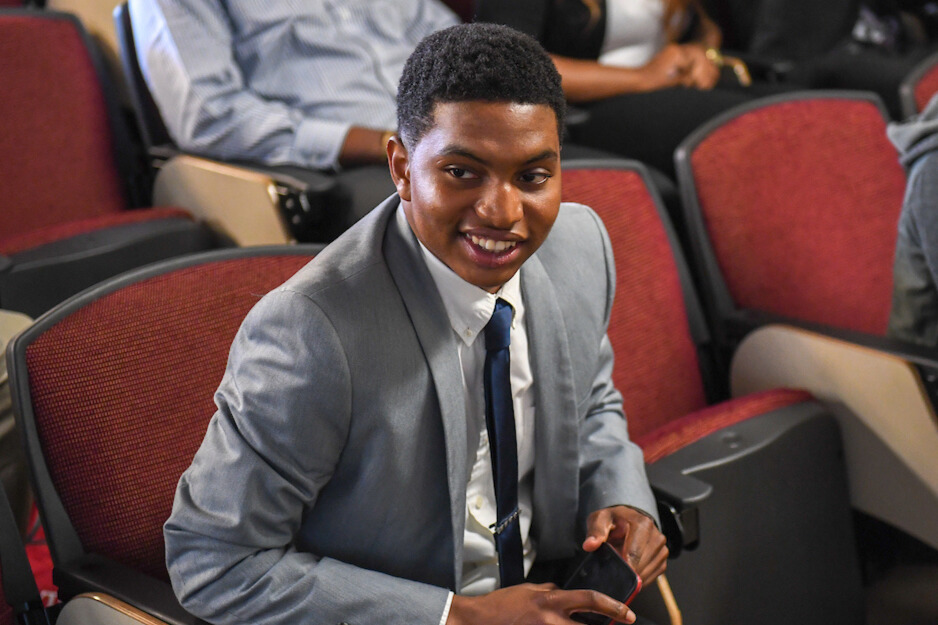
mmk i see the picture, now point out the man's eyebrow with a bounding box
[437,146,560,166]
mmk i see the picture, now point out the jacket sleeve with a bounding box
[574,207,660,529]
[164,289,449,625]
[130,0,351,170]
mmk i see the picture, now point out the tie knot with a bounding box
[484,299,513,350]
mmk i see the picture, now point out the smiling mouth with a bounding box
[468,234,518,253]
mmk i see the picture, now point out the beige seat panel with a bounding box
[57,593,170,625]
[731,324,938,550]
[0,310,32,345]
[154,155,294,246]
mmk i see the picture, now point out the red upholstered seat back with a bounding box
[686,96,904,335]
[0,13,127,241]
[22,254,313,580]
[562,166,708,441]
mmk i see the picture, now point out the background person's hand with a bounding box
[447,582,636,625]
[680,44,721,89]
[639,44,694,91]
[583,505,668,585]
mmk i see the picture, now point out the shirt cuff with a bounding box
[438,591,454,625]
[292,117,352,171]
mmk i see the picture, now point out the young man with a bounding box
[164,23,666,625]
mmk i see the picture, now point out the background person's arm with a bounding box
[130,0,389,170]
[551,47,695,102]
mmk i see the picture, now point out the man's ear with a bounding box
[387,135,412,201]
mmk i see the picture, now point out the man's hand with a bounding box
[583,505,668,585]
[447,583,635,625]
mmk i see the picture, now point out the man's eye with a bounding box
[446,167,477,179]
[521,172,551,184]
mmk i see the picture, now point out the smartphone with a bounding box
[562,543,642,625]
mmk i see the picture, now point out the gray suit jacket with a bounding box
[164,195,657,625]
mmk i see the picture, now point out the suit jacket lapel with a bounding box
[383,206,471,588]
[521,254,580,558]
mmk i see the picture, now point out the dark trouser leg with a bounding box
[570,87,754,179]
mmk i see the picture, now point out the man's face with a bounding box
[390,101,561,293]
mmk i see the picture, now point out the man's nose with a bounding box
[476,181,523,227]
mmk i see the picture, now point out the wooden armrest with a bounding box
[730,324,938,550]
[153,155,294,246]
[58,593,172,625]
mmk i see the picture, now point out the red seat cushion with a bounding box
[0,207,193,256]
[637,388,814,464]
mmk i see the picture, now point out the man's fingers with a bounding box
[582,508,614,551]
[630,526,669,583]
[558,589,635,625]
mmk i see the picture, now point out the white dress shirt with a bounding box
[408,210,538,622]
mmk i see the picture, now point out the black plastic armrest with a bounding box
[54,554,208,625]
[646,464,713,557]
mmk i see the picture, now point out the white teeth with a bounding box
[469,234,517,253]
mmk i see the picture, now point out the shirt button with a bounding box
[474,495,484,509]
[464,329,473,338]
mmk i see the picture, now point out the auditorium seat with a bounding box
[900,48,938,117]
[7,246,320,625]
[673,93,938,616]
[0,9,223,318]
[674,91,904,366]
[561,159,865,625]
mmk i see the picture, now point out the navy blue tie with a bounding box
[483,298,524,587]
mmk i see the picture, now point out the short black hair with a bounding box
[397,23,566,149]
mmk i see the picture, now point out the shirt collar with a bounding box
[399,207,524,346]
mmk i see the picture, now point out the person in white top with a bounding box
[476,0,785,178]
